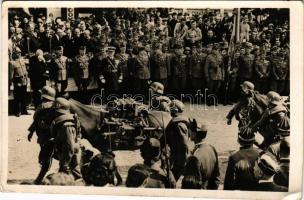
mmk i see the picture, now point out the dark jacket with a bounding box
[224,146,261,190]
[28,56,47,89]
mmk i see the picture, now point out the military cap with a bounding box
[268,23,274,27]
[150,82,164,94]
[213,43,220,49]
[267,91,282,105]
[240,81,255,92]
[170,99,185,113]
[245,42,253,48]
[185,47,191,51]
[37,18,43,23]
[277,115,290,137]
[55,97,71,114]
[40,86,56,101]
[107,46,116,52]
[257,152,279,176]
[238,126,255,146]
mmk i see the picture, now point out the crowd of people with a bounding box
[9,8,290,191]
[8,8,289,116]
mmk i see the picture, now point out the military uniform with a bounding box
[169,53,187,94]
[9,56,29,115]
[73,54,90,91]
[165,113,190,181]
[101,56,122,96]
[204,51,224,102]
[150,50,170,87]
[253,57,271,94]
[189,51,207,93]
[51,98,82,179]
[237,53,254,83]
[191,141,220,189]
[116,52,130,94]
[270,59,288,95]
[49,55,69,95]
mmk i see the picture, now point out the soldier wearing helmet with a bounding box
[165,99,190,180]
[249,91,289,148]
[149,82,171,112]
[27,86,57,184]
[50,97,82,179]
[226,81,256,126]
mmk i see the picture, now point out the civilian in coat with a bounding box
[28,49,47,108]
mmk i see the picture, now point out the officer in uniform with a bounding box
[169,44,187,95]
[165,100,190,181]
[9,47,29,116]
[237,42,254,89]
[150,42,170,87]
[73,46,90,93]
[101,46,123,98]
[204,43,224,106]
[188,45,207,95]
[49,46,71,96]
[188,124,220,189]
[115,43,130,95]
[149,82,171,112]
[253,50,271,94]
[270,50,288,95]
[140,138,176,188]
[224,128,261,190]
[27,86,57,184]
[51,97,82,179]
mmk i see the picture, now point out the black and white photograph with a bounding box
[1,1,303,200]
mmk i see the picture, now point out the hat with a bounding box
[245,42,253,48]
[40,86,56,101]
[150,82,164,94]
[277,115,290,137]
[55,97,71,114]
[170,100,185,113]
[55,46,63,51]
[267,91,282,105]
[107,46,116,52]
[185,47,191,51]
[238,126,255,146]
[140,138,161,162]
[240,81,255,91]
[258,152,279,176]
[213,43,220,49]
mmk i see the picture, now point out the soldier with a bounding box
[49,46,71,96]
[73,46,90,93]
[9,47,29,116]
[166,100,190,181]
[27,86,57,184]
[237,42,254,86]
[253,152,287,191]
[253,50,271,94]
[188,45,207,95]
[128,47,150,97]
[204,43,224,106]
[249,91,289,148]
[101,46,123,98]
[28,49,47,108]
[223,128,260,190]
[89,45,107,91]
[169,44,187,95]
[186,124,220,189]
[51,97,82,179]
[115,43,131,95]
[149,82,171,112]
[150,42,170,87]
[270,50,288,95]
[140,138,176,188]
